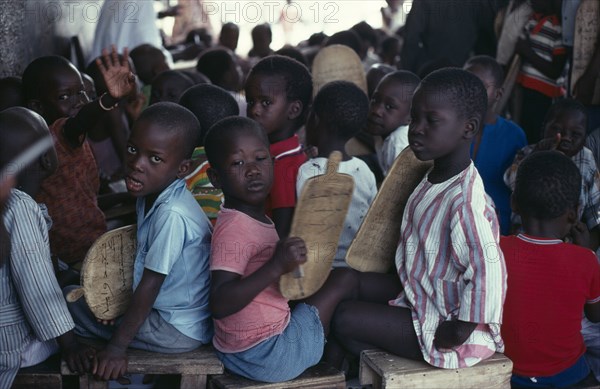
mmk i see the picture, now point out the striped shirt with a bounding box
[185,146,223,226]
[504,145,600,230]
[518,13,566,97]
[390,163,507,368]
[1,189,74,388]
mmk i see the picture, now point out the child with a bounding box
[64,102,213,381]
[515,0,567,144]
[204,116,358,383]
[366,64,396,99]
[500,150,600,388]
[332,68,507,369]
[504,99,600,245]
[297,81,377,267]
[245,55,312,237]
[0,107,95,387]
[366,70,420,176]
[248,23,274,60]
[149,70,195,105]
[196,48,245,115]
[179,83,240,223]
[464,55,527,235]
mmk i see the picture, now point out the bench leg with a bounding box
[360,362,382,388]
[79,374,109,389]
[180,374,206,389]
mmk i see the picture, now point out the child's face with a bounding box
[210,131,273,209]
[125,120,188,197]
[465,65,499,112]
[367,79,412,137]
[542,109,587,157]
[39,65,86,124]
[408,87,470,161]
[245,74,294,136]
[149,76,190,105]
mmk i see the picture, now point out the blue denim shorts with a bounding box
[216,303,325,383]
[511,354,591,388]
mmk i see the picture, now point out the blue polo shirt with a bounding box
[133,179,212,342]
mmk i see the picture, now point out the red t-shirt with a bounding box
[267,135,306,214]
[36,118,106,264]
[500,234,600,377]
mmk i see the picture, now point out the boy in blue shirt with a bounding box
[65,102,213,381]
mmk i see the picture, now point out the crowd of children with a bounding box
[1,2,600,388]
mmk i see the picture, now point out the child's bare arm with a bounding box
[585,301,600,323]
[58,330,96,374]
[93,269,165,380]
[63,46,136,147]
[210,237,306,319]
[433,320,478,350]
[515,36,566,80]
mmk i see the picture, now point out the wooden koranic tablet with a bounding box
[66,224,137,320]
[346,147,432,273]
[279,151,354,300]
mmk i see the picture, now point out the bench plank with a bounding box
[12,354,62,389]
[210,362,346,389]
[360,350,512,389]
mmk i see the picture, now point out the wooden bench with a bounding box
[12,354,62,389]
[359,350,512,389]
[61,344,224,389]
[209,362,346,389]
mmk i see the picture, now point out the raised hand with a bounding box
[535,132,561,152]
[96,46,136,101]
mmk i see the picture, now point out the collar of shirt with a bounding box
[517,233,563,245]
[270,134,302,160]
[137,179,186,221]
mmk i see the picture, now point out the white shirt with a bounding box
[376,125,409,176]
[296,157,377,267]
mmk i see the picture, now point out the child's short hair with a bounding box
[196,48,235,85]
[178,84,240,144]
[22,56,76,101]
[204,116,268,168]
[129,44,168,85]
[275,46,308,66]
[464,55,504,86]
[325,30,362,57]
[136,102,201,159]
[251,23,272,42]
[543,98,588,129]
[514,150,581,219]
[420,67,488,124]
[380,70,421,95]
[313,80,369,141]
[247,55,312,124]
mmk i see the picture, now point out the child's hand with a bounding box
[570,221,590,248]
[272,237,308,275]
[534,133,561,152]
[96,46,136,101]
[433,319,477,350]
[62,343,96,374]
[93,343,128,381]
[125,91,146,122]
[96,317,116,326]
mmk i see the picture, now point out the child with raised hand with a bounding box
[504,99,600,247]
[0,107,96,388]
[205,117,358,383]
[332,68,507,369]
[297,81,377,268]
[366,70,420,176]
[464,55,527,235]
[501,150,600,388]
[245,55,312,237]
[64,103,213,381]
[179,83,240,224]
[22,47,136,268]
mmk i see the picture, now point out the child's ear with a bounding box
[206,167,222,189]
[287,100,302,120]
[495,87,504,103]
[176,159,193,179]
[566,207,578,226]
[464,116,480,140]
[27,99,44,116]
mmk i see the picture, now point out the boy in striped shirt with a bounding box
[332,68,507,369]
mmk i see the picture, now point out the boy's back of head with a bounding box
[325,30,362,59]
[196,48,240,90]
[464,55,504,87]
[178,84,240,145]
[514,150,581,220]
[420,67,488,125]
[313,80,369,141]
[149,70,195,105]
[129,43,169,85]
[0,76,23,111]
[136,102,201,160]
[247,55,312,127]
[204,116,268,169]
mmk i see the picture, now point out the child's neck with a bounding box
[268,125,296,144]
[521,218,567,241]
[316,138,352,161]
[429,146,471,184]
